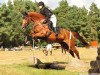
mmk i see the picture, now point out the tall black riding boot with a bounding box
[48,21,53,31]
[53,27,56,33]
[53,27,58,36]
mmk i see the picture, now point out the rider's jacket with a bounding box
[40,7,53,21]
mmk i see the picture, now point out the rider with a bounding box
[38,1,58,35]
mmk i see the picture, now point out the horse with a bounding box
[21,11,90,59]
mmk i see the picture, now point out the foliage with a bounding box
[54,1,99,42]
[0,0,99,47]
[0,0,38,47]
[0,63,78,75]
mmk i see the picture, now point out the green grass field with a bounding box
[0,63,80,75]
[0,47,97,75]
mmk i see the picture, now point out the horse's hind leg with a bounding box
[60,42,75,57]
[69,50,75,58]
[71,47,80,59]
[62,48,66,54]
[61,48,64,53]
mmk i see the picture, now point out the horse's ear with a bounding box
[22,12,28,16]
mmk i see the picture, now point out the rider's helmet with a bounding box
[38,1,45,7]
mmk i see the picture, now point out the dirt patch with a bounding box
[65,58,89,72]
[0,51,33,65]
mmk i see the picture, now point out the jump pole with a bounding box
[67,31,72,63]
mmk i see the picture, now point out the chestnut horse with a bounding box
[21,11,89,59]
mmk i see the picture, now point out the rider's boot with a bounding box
[48,21,53,31]
[53,27,58,37]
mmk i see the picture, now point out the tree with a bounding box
[54,1,98,43]
[0,0,38,47]
[88,3,99,41]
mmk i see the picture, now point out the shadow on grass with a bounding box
[28,61,68,70]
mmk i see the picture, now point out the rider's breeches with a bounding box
[46,44,52,51]
[50,15,57,27]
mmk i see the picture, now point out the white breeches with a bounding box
[50,15,57,27]
[46,44,52,51]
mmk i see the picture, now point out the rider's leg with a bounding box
[50,15,58,34]
[48,21,53,30]
[53,27,57,33]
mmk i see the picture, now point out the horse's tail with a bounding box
[72,32,90,47]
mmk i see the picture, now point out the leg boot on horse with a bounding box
[50,51,52,55]
[45,51,48,56]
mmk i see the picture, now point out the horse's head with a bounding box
[21,11,46,30]
[21,12,31,29]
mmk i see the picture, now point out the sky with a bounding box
[1,0,100,10]
[0,0,3,4]
[33,0,100,10]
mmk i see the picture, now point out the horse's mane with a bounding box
[28,11,45,20]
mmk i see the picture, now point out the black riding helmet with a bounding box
[38,1,45,6]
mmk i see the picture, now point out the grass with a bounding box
[0,63,80,75]
[0,47,97,75]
